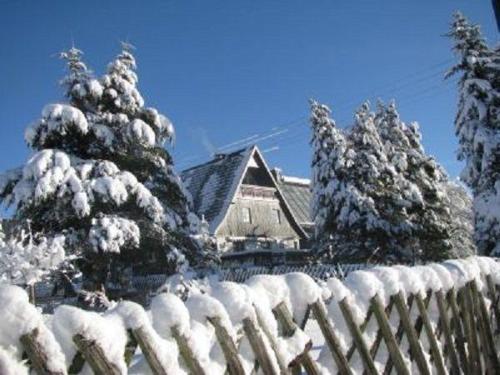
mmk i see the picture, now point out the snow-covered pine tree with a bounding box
[445,181,476,257]
[375,102,455,261]
[447,12,500,256]
[309,100,350,250]
[339,102,413,262]
[0,44,201,292]
[310,101,414,262]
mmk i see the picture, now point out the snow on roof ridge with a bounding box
[281,175,310,186]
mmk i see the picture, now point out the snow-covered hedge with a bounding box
[0,256,497,374]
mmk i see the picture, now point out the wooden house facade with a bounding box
[181,146,314,265]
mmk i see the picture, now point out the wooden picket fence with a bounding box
[8,260,500,374]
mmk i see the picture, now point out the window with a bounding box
[242,207,252,223]
[272,208,281,224]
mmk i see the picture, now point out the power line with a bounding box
[175,58,456,169]
[253,77,459,154]
[249,70,456,153]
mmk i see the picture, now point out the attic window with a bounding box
[242,207,252,223]
[248,155,259,168]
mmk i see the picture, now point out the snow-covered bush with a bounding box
[0,230,66,286]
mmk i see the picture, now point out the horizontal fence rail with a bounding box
[0,256,499,374]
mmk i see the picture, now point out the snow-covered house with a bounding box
[181,146,313,265]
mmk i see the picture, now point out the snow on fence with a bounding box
[1,256,499,374]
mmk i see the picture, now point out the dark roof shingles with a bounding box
[181,150,247,224]
[278,182,313,225]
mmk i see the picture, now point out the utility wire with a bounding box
[175,58,456,168]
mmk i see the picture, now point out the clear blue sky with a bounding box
[0,1,497,180]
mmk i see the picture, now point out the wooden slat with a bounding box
[68,351,85,375]
[73,334,121,375]
[393,291,431,375]
[253,305,289,374]
[208,316,246,375]
[131,326,169,375]
[171,325,207,375]
[447,288,469,373]
[310,300,353,375]
[458,286,482,374]
[414,292,446,375]
[413,291,432,341]
[273,302,320,375]
[338,298,379,374]
[20,328,66,375]
[382,294,413,375]
[435,289,461,375]
[243,317,279,375]
[486,274,500,333]
[369,298,394,360]
[469,280,500,373]
[370,294,410,375]
[346,306,373,361]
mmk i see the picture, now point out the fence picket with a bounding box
[273,302,319,375]
[485,275,500,333]
[469,280,500,373]
[382,294,413,375]
[20,328,66,375]
[413,291,431,341]
[243,317,279,375]
[369,298,394,360]
[310,300,353,375]
[346,306,373,361]
[447,287,469,373]
[171,325,207,375]
[72,334,121,375]
[370,294,410,375]
[435,289,461,375]
[207,316,246,375]
[131,326,169,375]
[458,286,482,374]
[68,351,85,374]
[414,292,446,375]
[253,305,289,374]
[393,291,431,375]
[338,298,379,375]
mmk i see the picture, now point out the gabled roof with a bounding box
[181,145,309,238]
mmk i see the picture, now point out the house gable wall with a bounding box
[216,186,301,248]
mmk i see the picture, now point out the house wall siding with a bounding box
[215,186,301,250]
